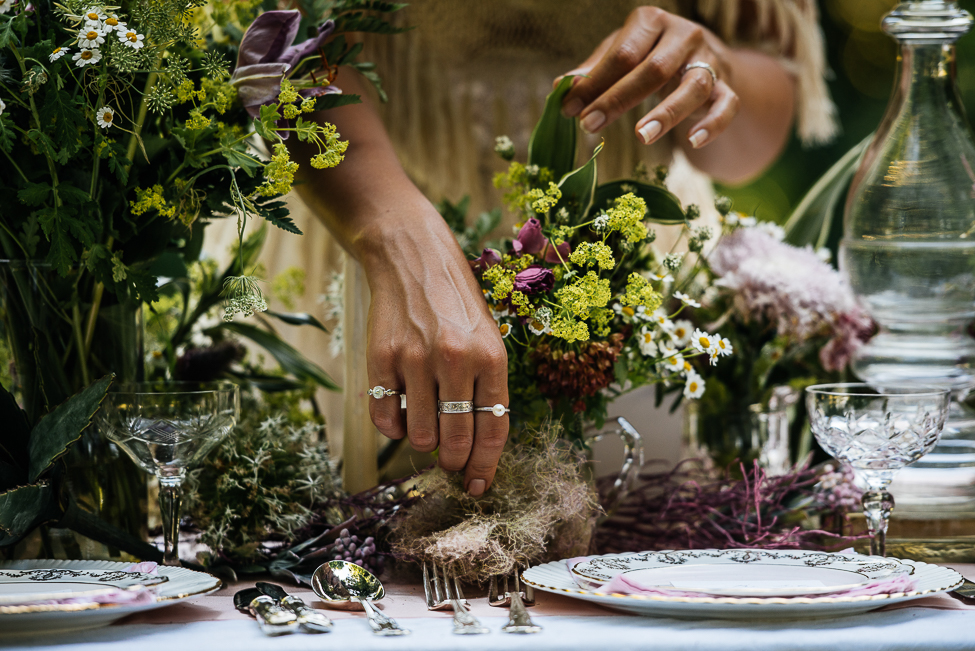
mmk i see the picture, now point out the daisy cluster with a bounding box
[57,6,145,70]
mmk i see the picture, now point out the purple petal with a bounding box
[544,241,571,264]
[235,10,301,69]
[515,218,546,256]
[281,19,336,69]
[231,62,292,117]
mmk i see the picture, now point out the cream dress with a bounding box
[205,0,836,488]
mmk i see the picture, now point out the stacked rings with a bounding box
[371,387,509,417]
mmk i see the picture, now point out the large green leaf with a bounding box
[784,134,872,250]
[265,311,330,333]
[589,180,686,225]
[221,322,339,391]
[0,383,30,484]
[555,143,603,222]
[527,75,578,181]
[0,483,60,539]
[28,375,113,483]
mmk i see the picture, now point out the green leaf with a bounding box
[0,383,30,487]
[0,483,60,539]
[38,85,87,158]
[589,180,686,225]
[315,94,362,110]
[555,142,603,221]
[221,322,339,391]
[528,75,578,181]
[265,310,330,333]
[28,375,113,483]
[784,134,872,250]
[224,148,263,174]
[255,198,303,235]
[18,182,51,207]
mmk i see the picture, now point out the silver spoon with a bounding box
[311,560,411,636]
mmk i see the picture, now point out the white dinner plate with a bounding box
[523,549,964,620]
[0,560,222,637]
[570,549,913,597]
[0,566,169,605]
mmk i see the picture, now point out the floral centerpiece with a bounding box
[450,76,732,446]
[0,0,403,556]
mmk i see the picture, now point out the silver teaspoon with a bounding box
[311,560,411,636]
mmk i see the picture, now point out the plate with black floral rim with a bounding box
[569,549,914,597]
[0,566,169,606]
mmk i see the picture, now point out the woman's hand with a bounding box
[358,206,509,496]
[561,6,740,151]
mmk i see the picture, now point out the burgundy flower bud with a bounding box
[513,218,547,256]
[472,247,502,273]
[513,266,554,295]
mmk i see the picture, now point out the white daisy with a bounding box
[674,291,701,308]
[652,308,675,332]
[0,0,16,15]
[95,106,114,129]
[716,336,733,357]
[683,371,706,399]
[0,98,5,115]
[498,323,512,339]
[739,216,757,227]
[73,48,102,67]
[708,348,721,366]
[691,328,716,355]
[670,320,693,347]
[49,46,69,62]
[119,29,145,49]
[82,7,107,23]
[77,27,105,49]
[650,272,674,283]
[637,328,658,357]
[723,213,739,226]
[101,14,125,33]
[662,349,684,373]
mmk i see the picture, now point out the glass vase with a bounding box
[0,260,148,559]
[840,1,975,513]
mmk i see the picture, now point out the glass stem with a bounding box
[158,478,183,566]
[862,488,895,557]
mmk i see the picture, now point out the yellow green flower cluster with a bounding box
[483,263,515,301]
[309,122,348,170]
[606,193,649,243]
[130,185,176,219]
[493,162,555,217]
[529,182,562,214]
[569,241,615,270]
[257,143,299,197]
[620,273,663,313]
[556,271,611,320]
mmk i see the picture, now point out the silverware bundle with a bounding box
[233,582,333,636]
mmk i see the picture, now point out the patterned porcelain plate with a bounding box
[0,560,222,637]
[570,549,913,597]
[523,549,964,620]
[0,567,168,605]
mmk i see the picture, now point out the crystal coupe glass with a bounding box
[97,382,240,565]
[806,383,950,556]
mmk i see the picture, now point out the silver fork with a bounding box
[422,562,489,635]
[489,567,541,634]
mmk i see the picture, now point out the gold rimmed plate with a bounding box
[0,560,222,637]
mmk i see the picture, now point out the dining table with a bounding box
[4,562,975,651]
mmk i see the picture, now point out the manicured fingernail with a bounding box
[689,129,709,149]
[581,110,606,134]
[638,120,662,145]
[562,97,584,117]
[468,479,486,496]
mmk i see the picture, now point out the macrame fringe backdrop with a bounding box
[697,0,838,145]
[388,425,600,584]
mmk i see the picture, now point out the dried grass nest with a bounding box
[389,426,600,584]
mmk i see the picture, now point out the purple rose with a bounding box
[512,218,571,263]
[231,10,340,123]
[472,247,502,273]
[513,266,554,295]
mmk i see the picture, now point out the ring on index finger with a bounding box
[682,61,717,85]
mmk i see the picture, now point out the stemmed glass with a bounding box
[97,382,240,566]
[806,383,950,557]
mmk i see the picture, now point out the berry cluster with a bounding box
[329,529,384,576]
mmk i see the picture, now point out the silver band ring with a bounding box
[683,61,717,84]
[475,404,510,417]
[368,385,401,399]
[438,400,474,414]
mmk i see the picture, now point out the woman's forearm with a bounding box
[677,48,795,185]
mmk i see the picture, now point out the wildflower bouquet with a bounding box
[454,76,732,444]
[665,202,875,467]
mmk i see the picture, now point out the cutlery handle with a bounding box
[450,599,490,635]
[250,596,299,636]
[281,596,334,633]
[503,591,542,634]
[357,598,411,636]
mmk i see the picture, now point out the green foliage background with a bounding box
[720,0,975,223]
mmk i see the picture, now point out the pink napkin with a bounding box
[565,556,917,599]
